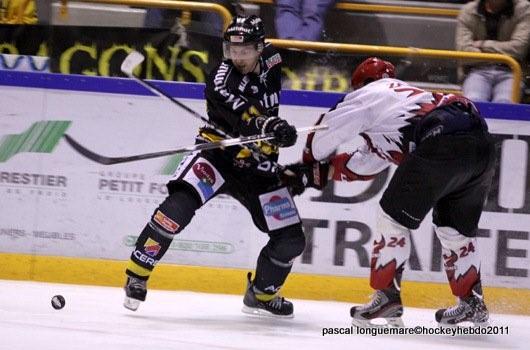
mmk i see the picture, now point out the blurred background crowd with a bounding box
[1,0,529,104]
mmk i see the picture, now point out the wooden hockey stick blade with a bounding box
[64,124,327,165]
[120,51,145,76]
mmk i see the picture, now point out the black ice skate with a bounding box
[435,290,489,326]
[123,276,147,311]
[242,272,294,318]
[350,288,404,328]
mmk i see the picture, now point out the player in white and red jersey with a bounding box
[288,57,495,327]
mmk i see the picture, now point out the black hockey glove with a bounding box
[262,117,298,147]
[281,161,330,195]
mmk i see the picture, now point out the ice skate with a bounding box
[350,288,404,328]
[435,292,489,327]
[242,272,294,318]
[123,276,147,311]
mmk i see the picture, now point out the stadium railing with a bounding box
[60,0,522,102]
[243,0,461,17]
[58,0,233,28]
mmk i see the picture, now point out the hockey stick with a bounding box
[121,51,216,131]
[121,51,282,163]
[64,124,327,165]
[121,51,328,144]
[120,50,327,169]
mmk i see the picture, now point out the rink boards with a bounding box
[0,71,529,314]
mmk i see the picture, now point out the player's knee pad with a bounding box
[265,225,306,264]
[435,225,474,251]
[435,226,481,298]
[370,208,411,290]
[150,187,201,237]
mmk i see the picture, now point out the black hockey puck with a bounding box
[51,295,65,310]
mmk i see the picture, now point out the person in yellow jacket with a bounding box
[1,0,38,24]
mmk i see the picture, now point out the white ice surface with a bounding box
[1,280,528,350]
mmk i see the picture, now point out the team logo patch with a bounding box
[144,238,161,257]
[265,53,281,69]
[153,210,180,233]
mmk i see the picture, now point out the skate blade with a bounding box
[123,297,141,311]
[241,305,294,319]
[352,316,404,328]
[473,321,490,327]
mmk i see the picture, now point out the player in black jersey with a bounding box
[123,15,303,318]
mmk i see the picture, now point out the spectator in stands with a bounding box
[144,7,179,29]
[275,0,336,41]
[144,0,237,36]
[0,0,37,24]
[456,0,530,103]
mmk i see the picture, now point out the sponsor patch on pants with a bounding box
[180,157,225,203]
[153,210,180,233]
[259,187,300,231]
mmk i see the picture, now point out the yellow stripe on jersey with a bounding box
[242,106,261,123]
[256,141,278,155]
[199,131,224,142]
[236,148,252,158]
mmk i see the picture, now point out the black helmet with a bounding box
[223,15,265,45]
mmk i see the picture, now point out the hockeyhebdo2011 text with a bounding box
[321,325,509,337]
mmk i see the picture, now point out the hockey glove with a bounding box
[262,117,298,147]
[282,161,330,195]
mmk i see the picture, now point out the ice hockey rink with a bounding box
[1,280,528,350]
